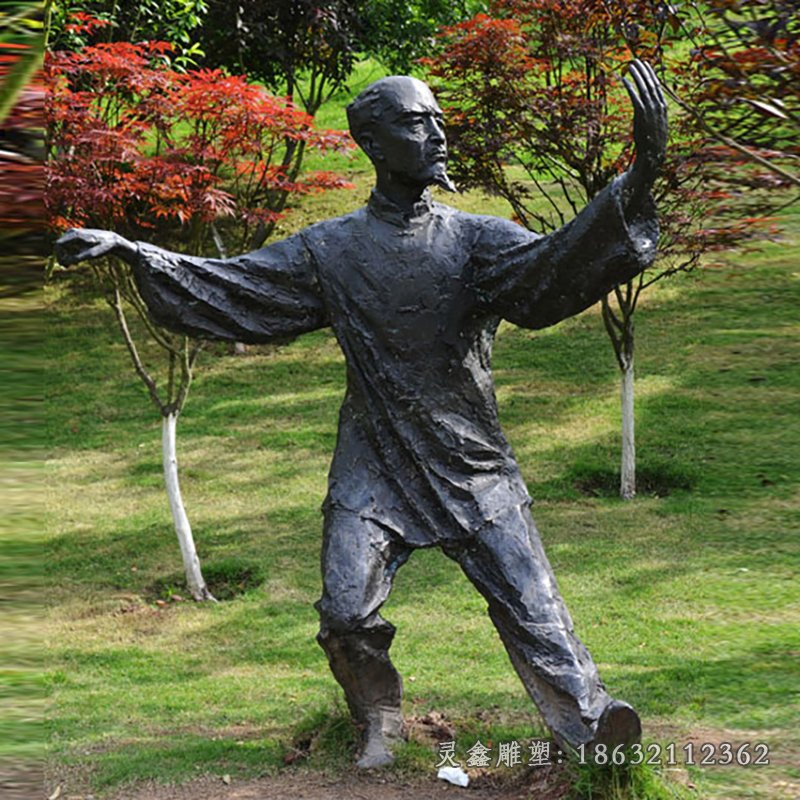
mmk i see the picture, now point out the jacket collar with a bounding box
[367,188,433,227]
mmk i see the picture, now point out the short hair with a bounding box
[346,76,434,149]
[346,81,384,147]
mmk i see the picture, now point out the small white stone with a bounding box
[437,766,469,787]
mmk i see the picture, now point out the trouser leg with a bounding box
[445,503,636,750]
[315,509,411,767]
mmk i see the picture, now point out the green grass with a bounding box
[1,260,46,797]
[39,195,800,799]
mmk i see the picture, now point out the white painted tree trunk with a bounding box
[162,412,215,601]
[620,355,636,500]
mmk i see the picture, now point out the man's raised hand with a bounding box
[622,60,668,209]
[55,229,137,267]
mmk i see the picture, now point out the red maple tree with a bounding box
[46,30,353,255]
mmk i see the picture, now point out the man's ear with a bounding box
[358,131,384,163]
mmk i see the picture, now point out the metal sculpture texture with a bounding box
[57,62,668,769]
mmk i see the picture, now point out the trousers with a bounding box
[315,503,611,749]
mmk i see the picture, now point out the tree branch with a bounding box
[663,85,800,188]
[601,295,625,371]
[173,336,201,414]
[109,286,166,415]
[603,291,626,333]
[116,269,180,355]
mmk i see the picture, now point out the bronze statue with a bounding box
[57,61,668,769]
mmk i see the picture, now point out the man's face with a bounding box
[368,79,450,190]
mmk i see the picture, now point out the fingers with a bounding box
[55,243,93,266]
[55,228,83,247]
[56,228,111,244]
[628,60,655,106]
[628,60,667,115]
[54,229,118,265]
[625,59,668,158]
[624,59,668,195]
[83,242,114,260]
[622,76,645,118]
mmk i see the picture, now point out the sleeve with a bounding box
[130,230,329,343]
[472,175,659,330]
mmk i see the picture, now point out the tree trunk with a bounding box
[161,412,215,601]
[619,354,636,500]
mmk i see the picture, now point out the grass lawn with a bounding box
[37,183,800,799]
[1,262,45,799]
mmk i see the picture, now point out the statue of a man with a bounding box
[57,61,667,769]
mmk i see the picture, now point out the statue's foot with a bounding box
[356,745,395,770]
[591,699,641,751]
[354,707,405,770]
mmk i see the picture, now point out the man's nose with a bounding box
[427,119,445,144]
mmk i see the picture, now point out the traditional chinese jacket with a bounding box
[133,178,657,546]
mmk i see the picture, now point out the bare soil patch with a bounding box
[46,764,570,800]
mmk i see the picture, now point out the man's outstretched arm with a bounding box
[55,229,329,343]
[473,60,667,330]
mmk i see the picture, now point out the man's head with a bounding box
[347,76,454,193]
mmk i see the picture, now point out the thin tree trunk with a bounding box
[620,354,636,500]
[162,412,215,601]
[602,286,638,502]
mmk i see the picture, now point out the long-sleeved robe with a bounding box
[133,177,657,547]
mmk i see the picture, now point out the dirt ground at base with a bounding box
[75,766,570,800]
[41,724,800,800]
[107,773,564,800]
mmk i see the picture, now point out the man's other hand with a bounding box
[622,60,668,209]
[55,229,136,267]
